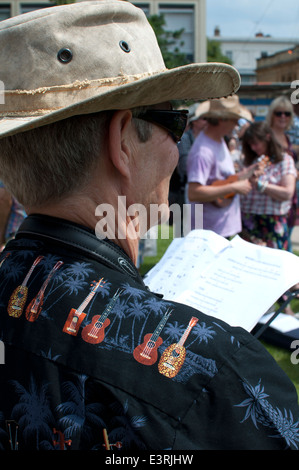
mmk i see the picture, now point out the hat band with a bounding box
[0,71,165,117]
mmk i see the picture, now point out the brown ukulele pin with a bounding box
[7,255,44,318]
[158,316,198,378]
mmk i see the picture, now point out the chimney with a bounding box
[214,26,220,37]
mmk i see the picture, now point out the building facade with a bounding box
[256,45,299,83]
[0,0,207,63]
[0,1,53,18]
[210,27,299,85]
[132,0,206,63]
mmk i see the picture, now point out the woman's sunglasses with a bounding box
[274,111,291,117]
[136,109,189,143]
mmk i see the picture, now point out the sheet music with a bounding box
[145,230,230,298]
[144,230,299,331]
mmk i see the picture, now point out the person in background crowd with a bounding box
[266,96,298,252]
[177,102,208,194]
[288,102,299,156]
[288,101,299,227]
[227,106,253,172]
[267,96,296,155]
[241,120,298,315]
[187,96,252,237]
[241,121,296,249]
[228,136,243,171]
[169,102,207,236]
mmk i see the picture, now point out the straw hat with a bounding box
[239,105,253,122]
[189,101,211,122]
[199,95,250,121]
[0,0,241,138]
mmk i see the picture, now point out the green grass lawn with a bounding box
[139,225,299,401]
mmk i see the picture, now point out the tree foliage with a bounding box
[148,14,189,69]
[207,39,233,65]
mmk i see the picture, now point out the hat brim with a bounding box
[0,62,240,138]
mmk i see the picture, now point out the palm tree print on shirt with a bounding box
[56,374,107,444]
[236,379,299,449]
[10,376,54,450]
[0,373,148,450]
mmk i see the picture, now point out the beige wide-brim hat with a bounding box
[189,101,211,122]
[0,0,241,138]
[198,95,251,121]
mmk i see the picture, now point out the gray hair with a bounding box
[0,108,152,208]
[131,106,153,142]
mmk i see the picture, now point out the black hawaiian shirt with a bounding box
[0,214,298,451]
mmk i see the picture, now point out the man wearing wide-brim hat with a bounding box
[187,95,253,237]
[0,0,298,451]
[198,95,250,121]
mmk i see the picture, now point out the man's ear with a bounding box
[108,110,134,178]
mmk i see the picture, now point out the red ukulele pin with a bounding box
[81,288,123,344]
[25,260,64,322]
[133,308,172,366]
[63,278,105,336]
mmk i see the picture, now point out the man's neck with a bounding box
[25,196,140,266]
[204,125,224,143]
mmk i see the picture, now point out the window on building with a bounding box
[0,4,10,21]
[158,4,195,62]
[225,50,233,61]
[132,3,150,16]
[20,3,55,14]
[261,51,268,58]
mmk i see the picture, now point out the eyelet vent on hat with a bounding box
[57,48,73,63]
[119,41,130,53]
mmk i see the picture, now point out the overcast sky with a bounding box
[206,0,299,40]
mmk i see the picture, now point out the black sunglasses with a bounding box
[136,109,189,143]
[274,111,291,117]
